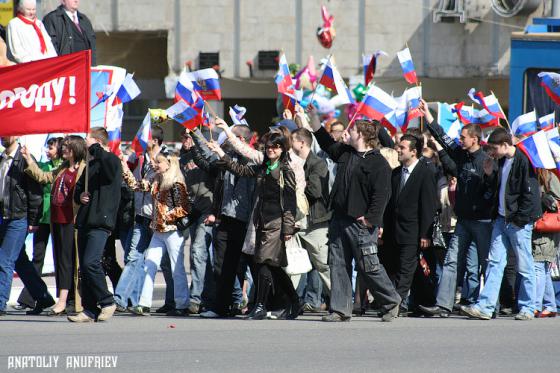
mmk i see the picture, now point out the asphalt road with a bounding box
[1,309,559,373]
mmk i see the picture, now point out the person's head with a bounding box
[262,131,290,163]
[231,125,252,143]
[397,133,423,165]
[180,130,193,151]
[459,124,482,152]
[291,128,313,157]
[46,137,63,160]
[407,128,429,151]
[1,136,18,149]
[329,121,345,142]
[149,124,164,149]
[346,120,380,151]
[155,154,185,191]
[86,127,108,148]
[18,0,37,20]
[486,127,514,159]
[61,0,80,12]
[61,135,87,163]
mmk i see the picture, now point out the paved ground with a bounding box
[1,307,560,373]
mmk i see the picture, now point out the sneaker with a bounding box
[67,312,94,323]
[98,304,117,321]
[460,305,491,320]
[128,306,150,316]
[115,305,127,313]
[302,303,321,313]
[187,303,200,315]
[166,308,189,317]
[381,304,400,322]
[514,311,534,321]
[200,310,221,318]
[321,312,351,322]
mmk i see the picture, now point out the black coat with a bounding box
[74,144,122,231]
[1,146,43,225]
[43,6,96,65]
[485,148,542,226]
[384,160,438,246]
[303,151,331,225]
[314,127,391,227]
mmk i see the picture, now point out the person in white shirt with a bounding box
[6,0,57,63]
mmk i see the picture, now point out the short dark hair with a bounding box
[262,131,290,162]
[330,121,345,131]
[152,124,164,146]
[46,137,64,158]
[90,127,108,146]
[354,120,380,149]
[487,127,512,146]
[400,133,423,156]
[462,123,482,142]
[292,128,313,147]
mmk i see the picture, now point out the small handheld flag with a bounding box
[397,47,418,85]
[112,73,141,106]
[131,112,151,155]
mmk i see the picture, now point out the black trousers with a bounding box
[17,223,50,307]
[77,228,114,317]
[329,216,401,317]
[51,223,75,293]
[255,263,298,307]
[102,233,122,289]
[15,244,54,305]
[211,216,248,316]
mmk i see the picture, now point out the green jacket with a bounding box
[38,158,62,225]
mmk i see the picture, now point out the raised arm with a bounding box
[214,118,264,163]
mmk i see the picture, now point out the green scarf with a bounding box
[266,160,279,175]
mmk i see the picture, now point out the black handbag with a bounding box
[432,213,446,249]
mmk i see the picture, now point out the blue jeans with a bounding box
[534,261,557,313]
[187,216,214,306]
[114,217,152,308]
[303,269,323,308]
[475,217,536,315]
[0,219,30,310]
[435,219,492,311]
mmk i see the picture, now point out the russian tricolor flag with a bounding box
[229,105,248,125]
[112,73,141,106]
[357,85,397,121]
[275,53,295,96]
[184,68,221,101]
[131,112,151,155]
[107,127,122,156]
[319,59,355,105]
[517,129,557,169]
[546,128,560,174]
[437,102,463,141]
[166,100,204,130]
[512,111,539,137]
[383,94,407,135]
[406,86,422,122]
[363,50,387,87]
[175,71,198,105]
[538,72,560,105]
[397,47,418,85]
[467,88,504,119]
[539,112,555,131]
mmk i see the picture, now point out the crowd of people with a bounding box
[1,0,560,324]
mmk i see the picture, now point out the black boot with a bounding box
[246,303,267,320]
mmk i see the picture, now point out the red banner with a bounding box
[0,51,91,136]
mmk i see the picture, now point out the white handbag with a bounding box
[283,234,312,275]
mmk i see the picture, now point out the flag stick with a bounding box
[490,90,511,132]
[307,54,332,108]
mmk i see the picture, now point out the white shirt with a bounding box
[6,16,57,63]
[498,157,514,217]
[401,159,420,187]
[0,146,18,211]
[65,10,79,24]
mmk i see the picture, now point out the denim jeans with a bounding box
[303,269,323,308]
[475,217,536,315]
[435,219,492,311]
[186,216,214,306]
[0,218,30,311]
[139,230,189,309]
[114,217,153,308]
[534,261,557,313]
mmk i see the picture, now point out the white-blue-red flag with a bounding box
[546,128,560,175]
[397,47,418,85]
[517,129,557,170]
[512,111,539,137]
[166,100,204,130]
[318,59,354,105]
[539,113,556,131]
[357,85,397,121]
[538,72,560,105]
[107,127,122,155]
[275,53,295,95]
[229,105,248,125]
[112,73,140,106]
[363,50,387,86]
[467,88,504,119]
[131,112,151,155]
[184,68,221,101]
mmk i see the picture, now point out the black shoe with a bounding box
[0,310,6,316]
[155,304,174,314]
[166,308,189,317]
[398,306,409,317]
[12,303,33,311]
[418,305,450,318]
[246,303,267,320]
[321,312,351,322]
[26,297,55,315]
[278,302,301,320]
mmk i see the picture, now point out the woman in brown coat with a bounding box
[208,131,300,320]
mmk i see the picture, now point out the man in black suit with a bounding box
[381,134,438,315]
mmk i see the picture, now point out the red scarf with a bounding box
[17,14,47,54]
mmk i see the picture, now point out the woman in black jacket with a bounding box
[208,131,300,320]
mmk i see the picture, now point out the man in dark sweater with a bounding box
[417,100,496,317]
[70,128,122,322]
[308,106,401,322]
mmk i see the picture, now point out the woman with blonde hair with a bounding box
[121,152,191,316]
